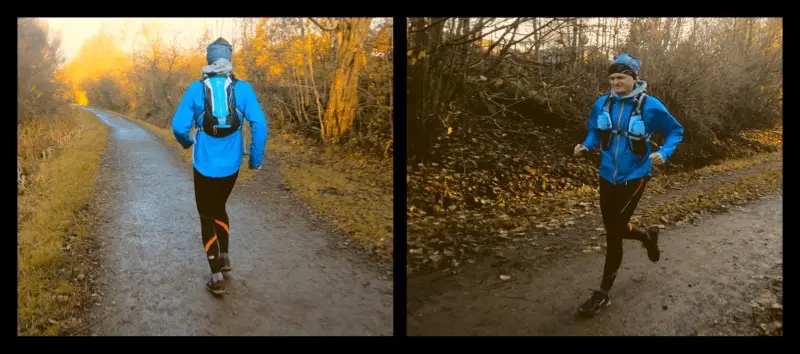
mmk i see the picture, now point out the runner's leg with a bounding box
[618,176,660,261]
[194,168,223,274]
[620,177,650,242]
[600,176,651,292]
[577,177,621,315]
[599,177,625,292]
[215,170,238,254]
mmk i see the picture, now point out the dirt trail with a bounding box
[408,172,782,335]
[81,108,392,336]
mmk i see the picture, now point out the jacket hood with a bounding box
[202,58,233,78]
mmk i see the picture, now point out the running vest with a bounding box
[196,72,243,138]
[596,91,651,157]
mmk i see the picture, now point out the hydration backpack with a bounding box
[596,91,651,157]
[197,72,242,138]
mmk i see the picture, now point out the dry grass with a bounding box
[18,108,83,197]
[636,167,782,228]
[269,132,394,264]
[647,150,782,195]
[17,107,109,335]
[739,126,783,149]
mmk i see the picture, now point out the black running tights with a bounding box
[599,176,650,292]
[193,168,238,273]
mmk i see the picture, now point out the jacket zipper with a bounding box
[613,100,625,184]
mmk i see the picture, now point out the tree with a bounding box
[320,17,372,144]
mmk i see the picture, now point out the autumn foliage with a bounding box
[17,18,73,124]
[18,18,112,335]
[406,17,782,274]
[17,18,76,193]
[61,18,393,158]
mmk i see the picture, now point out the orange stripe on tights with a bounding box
[204,233,218,252]
[214,219,230,234]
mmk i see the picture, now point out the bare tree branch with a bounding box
[408,17,451,33]
[308,17,335,32]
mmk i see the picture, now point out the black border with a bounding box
[14,13,791,340]
[392,16,408,337]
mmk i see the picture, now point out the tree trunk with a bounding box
[407,17,446,160]
[673,18,683,51]
[321,17,371,144]
[595,18,600,58]
[534,18,541,62]
[302,18,324,129]
[571,18,579,62]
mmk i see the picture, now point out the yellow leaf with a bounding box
[525,166,537,175]
[418,50,426,59]
[447,127,453,134]
[411,57,417,65]
[407,50,413,56]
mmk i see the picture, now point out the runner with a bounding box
[171,37,268,295]
[573,53,684,316]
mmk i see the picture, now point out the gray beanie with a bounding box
[206,37,232,65]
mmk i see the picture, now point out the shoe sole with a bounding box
[207,287,226,295]
[648,248,660,262]
[206,281,226,295]
[577,300,610,317]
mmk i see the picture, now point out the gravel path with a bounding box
[408,177,782,335]
[83,108,393,336]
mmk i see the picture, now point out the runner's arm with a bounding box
[240,81,268,169]
[171,82,200,149]
[648,98,684,163]
[582,100,602,150]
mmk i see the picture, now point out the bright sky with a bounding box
[41,17,243,63]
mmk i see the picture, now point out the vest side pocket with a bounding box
[628,119,646,156]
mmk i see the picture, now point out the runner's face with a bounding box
[609,73,635,95]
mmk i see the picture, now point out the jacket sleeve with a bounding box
[582,98,602,150]
[240,81,268,168]
[647,97,684,163]
[171,82,198,149]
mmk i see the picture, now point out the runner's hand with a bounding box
[649,152,664,166]
[574,144,588,157]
